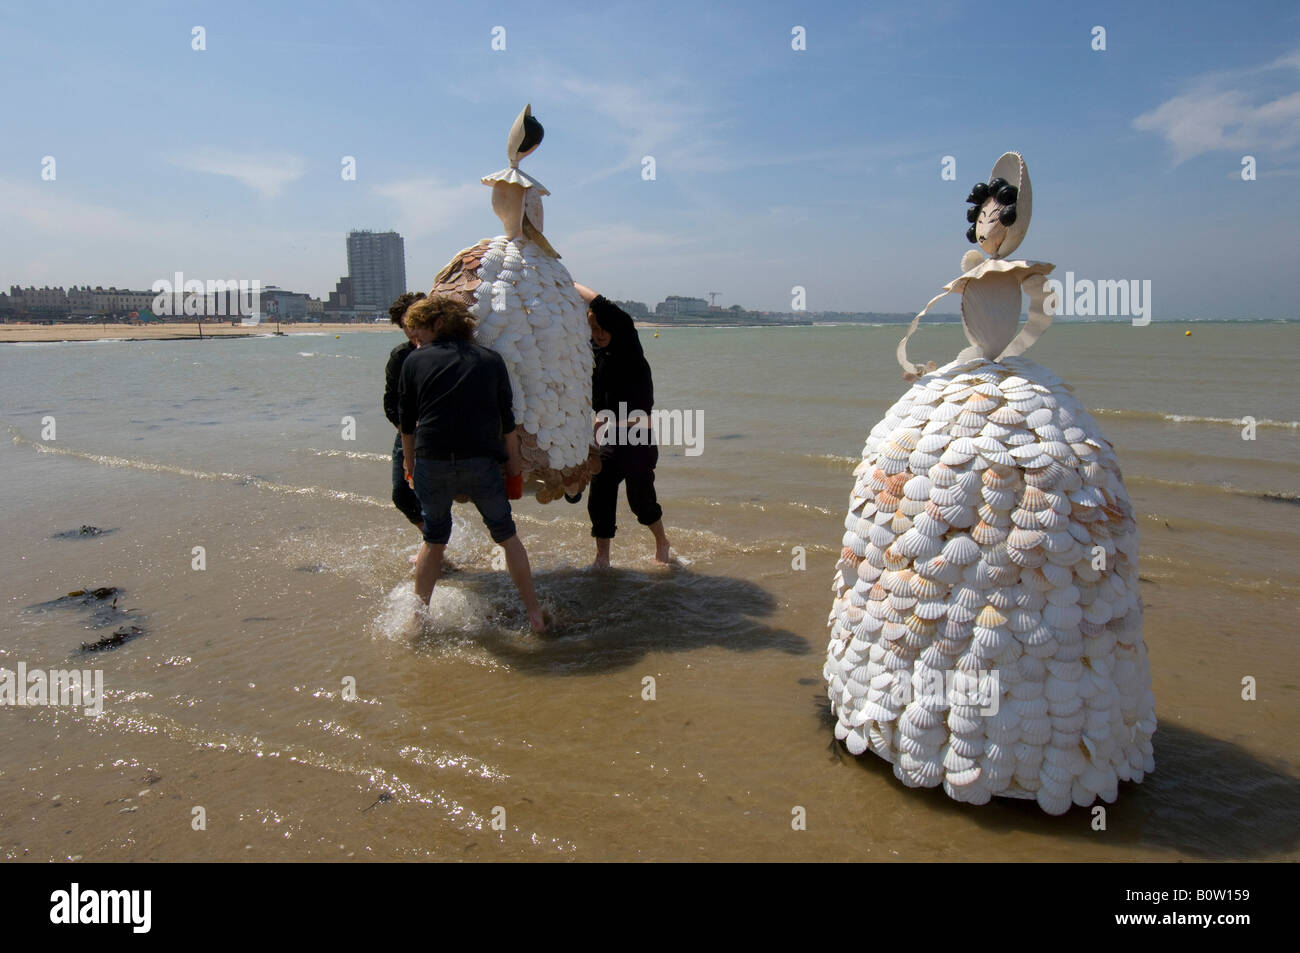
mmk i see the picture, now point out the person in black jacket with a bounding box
[384,291,426,526]
[573,282,671,568]
[399,295,548,633]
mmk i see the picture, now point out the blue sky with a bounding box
[1,0,1297,317]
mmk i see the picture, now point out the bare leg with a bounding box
[414,542,446,604]
[500,534,548,632]
[647,520,671,563]
[592,536,612,569]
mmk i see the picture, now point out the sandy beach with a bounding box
[0,322,400,343]
[1,321,1296,863]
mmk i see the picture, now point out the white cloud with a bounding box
[0,177,180,242]
[1133,47,1300,164]
[171,150,307,198]
[370,176,483,239]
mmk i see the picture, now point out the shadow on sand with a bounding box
[412,564,811,675]
[818,696,1299,860]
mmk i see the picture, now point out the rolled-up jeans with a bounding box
[413,455,517,545]
[391,433,424,525]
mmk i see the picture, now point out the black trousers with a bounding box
[391,433,424,525]
[588,443,663,538]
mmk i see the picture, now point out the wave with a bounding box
[6,338,129,346]
[8,426,391,510]
[802,452,859,466]
[1127,473,1300,504]
[5,425,763,559]
[304,448,392,463]
[1095,408,1299,430]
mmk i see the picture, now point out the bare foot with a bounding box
[591,554,611,570]
[655,539,671,563]
[528,607,553,634]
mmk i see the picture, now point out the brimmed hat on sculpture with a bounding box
[824,153,1156,814]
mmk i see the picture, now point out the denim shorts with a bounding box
[412,456,516,545]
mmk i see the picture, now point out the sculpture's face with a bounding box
[975,198,1009,257]
[588,310,611,348]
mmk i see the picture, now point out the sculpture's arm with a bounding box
[997,272,1055,362]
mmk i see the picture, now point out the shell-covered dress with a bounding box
[431,106,599,503]
[824,153,1156,815]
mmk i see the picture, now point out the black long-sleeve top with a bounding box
[590,295,653,415]
[398,338,516,461]
[383,340,415,428]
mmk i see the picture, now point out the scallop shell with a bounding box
[940,443,975,466]
[941,535,980,566]
[970,520,1007,546]
[916,433,951,454]
[982,467,1017,490]
[978,445,1016,468]
[928,465,960,488]
[982,486,1016,510]
[903,475,932,500]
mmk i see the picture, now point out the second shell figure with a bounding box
[824,154,1156,814]
[432,105,600,502]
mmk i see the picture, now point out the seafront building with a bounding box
[318,230,408,321]
[0,227,401,324]
[345,230,406,312]
[655,295,711,318]
[650,294,813,326]
[1,285,157,321]
[0,284,323,323]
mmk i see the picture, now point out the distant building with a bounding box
[615,299,650,317]
[655,295,709,318]
[260,286,310,320]
[2,282,321,323]
[3,285,154,321]
[3,285,68,318]
[69,286,156,317]
[346,230,406,311]
[325,276,355,320]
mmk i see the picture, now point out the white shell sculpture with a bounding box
[824,153,1155,814]
[430,104,599,502]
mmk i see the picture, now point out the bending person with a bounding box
[384,291,426,527]
[398,296,548,633]
[573,282,671,568]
